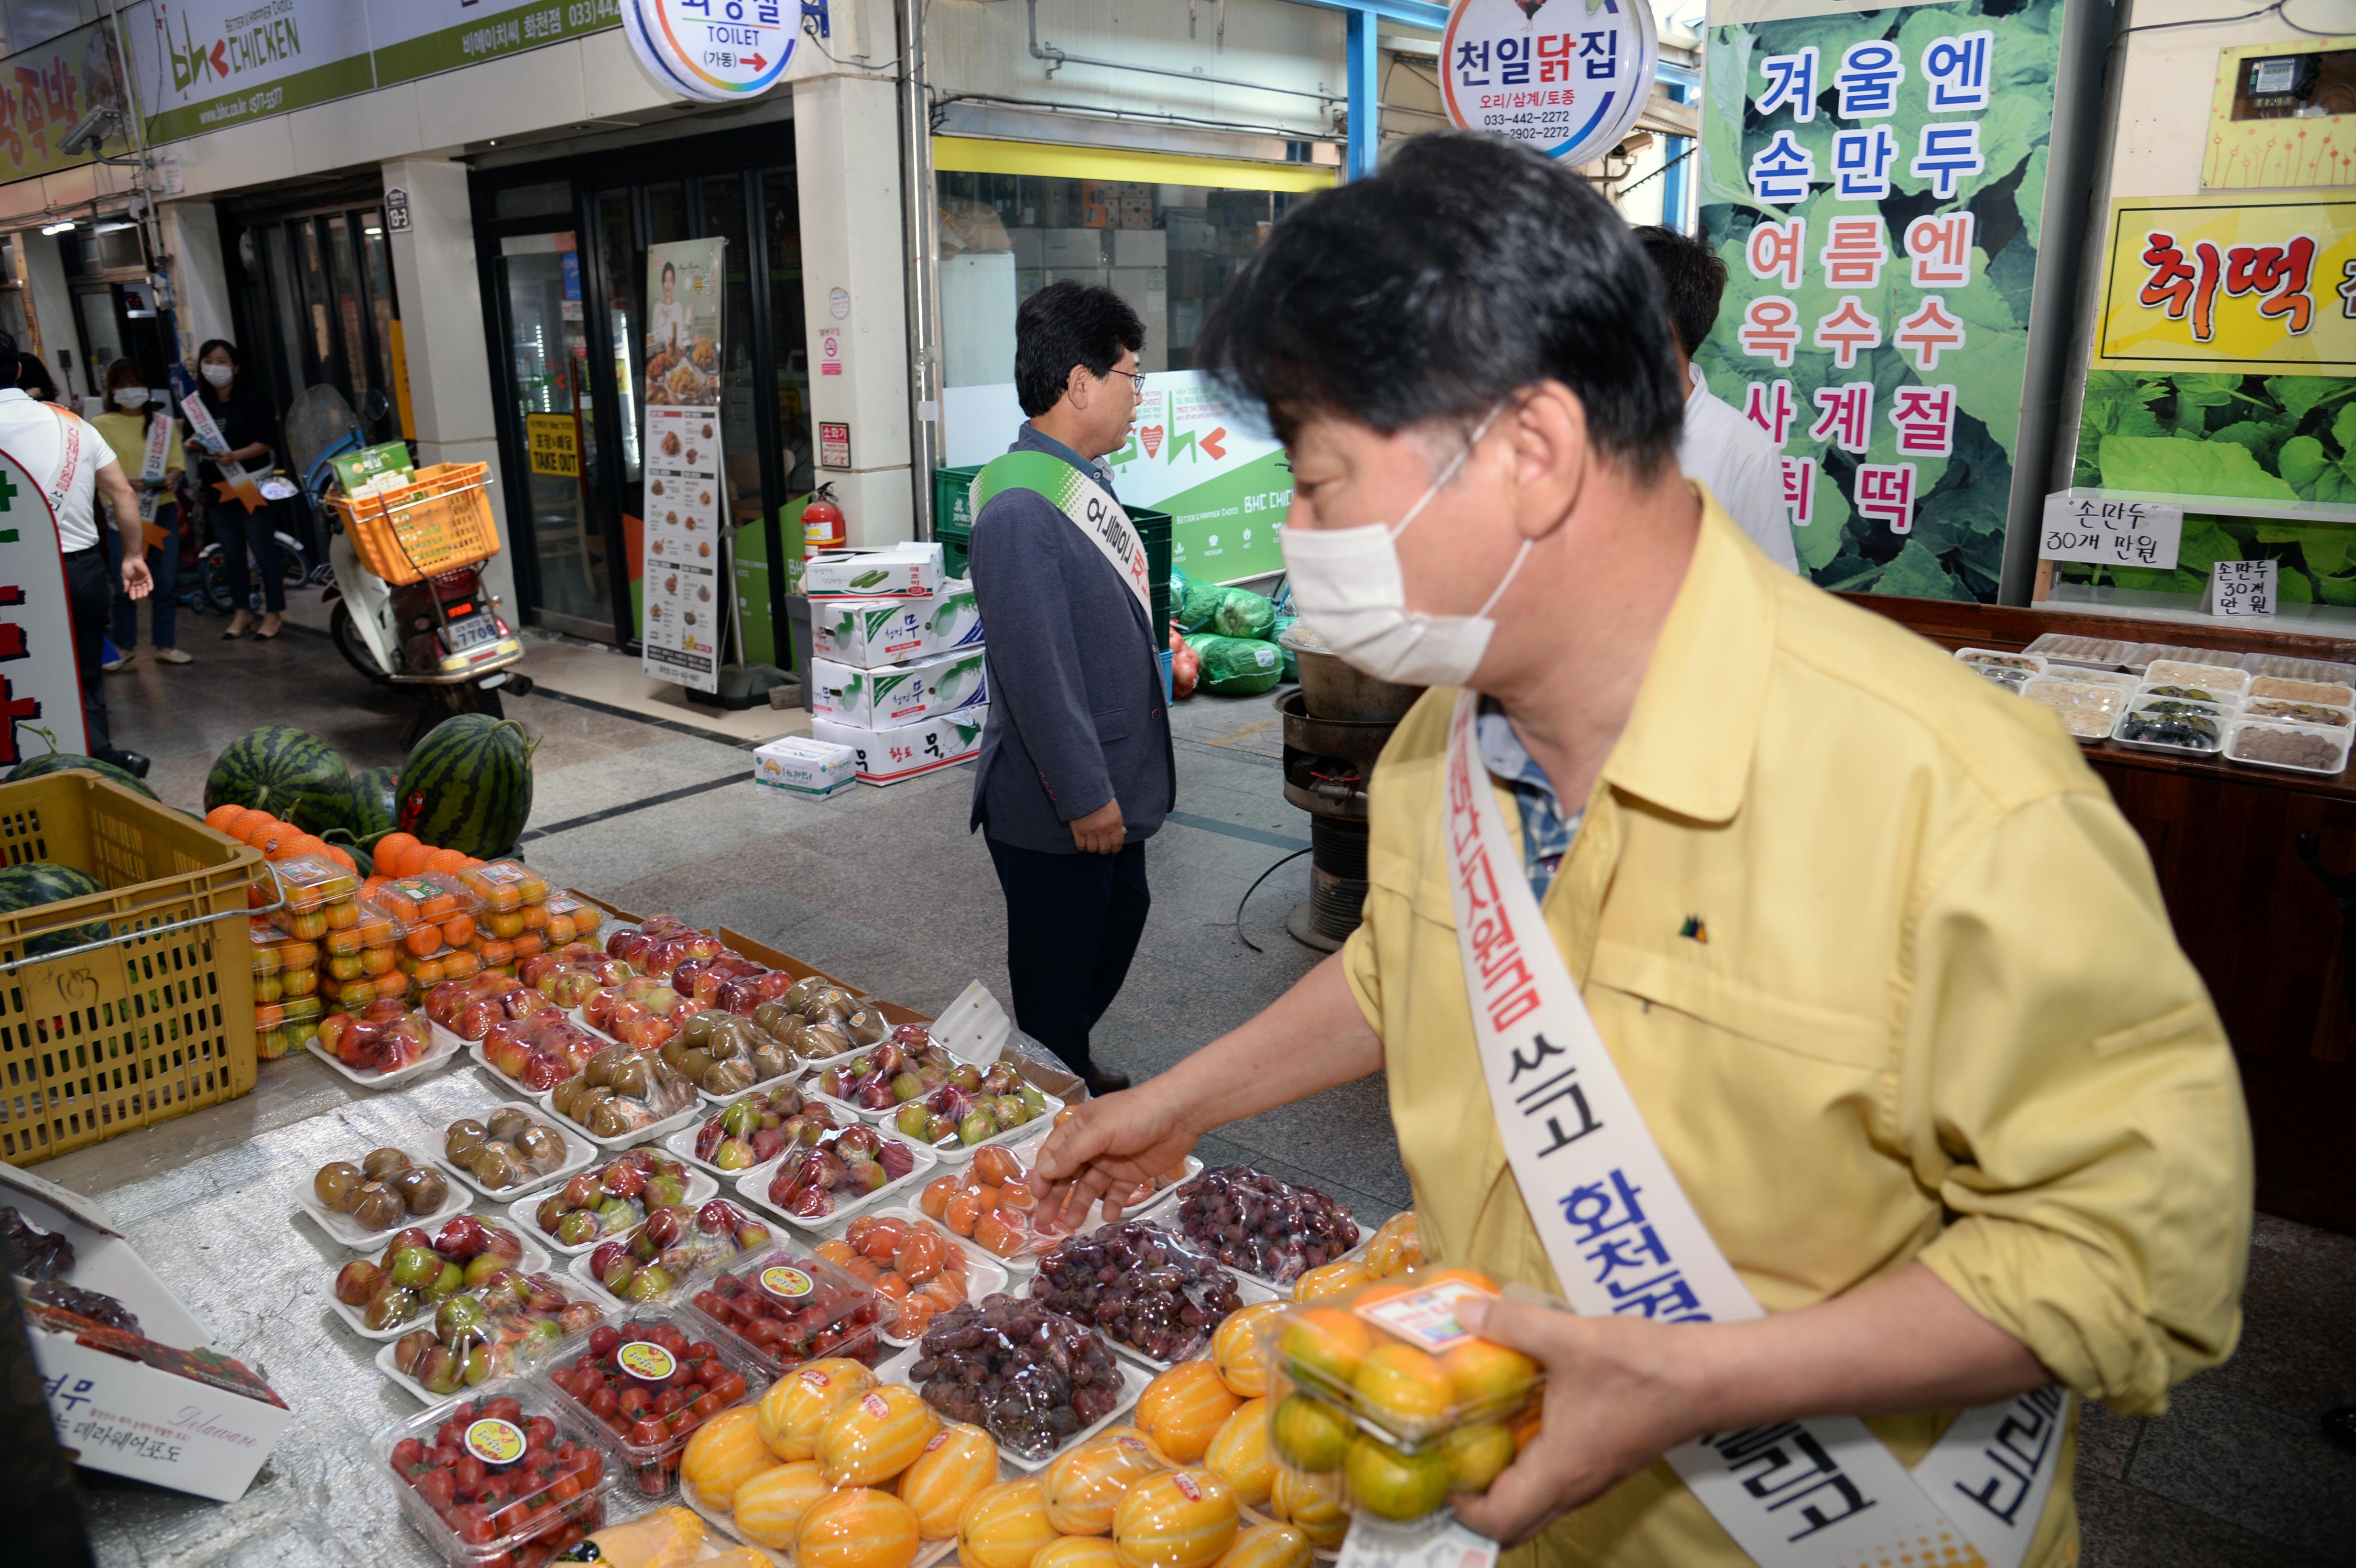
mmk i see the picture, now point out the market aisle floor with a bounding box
[50,592,2356,1565]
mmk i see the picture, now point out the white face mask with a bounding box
[113,387,146,410]
[1279,404,1529,689]
[201,362,234,388]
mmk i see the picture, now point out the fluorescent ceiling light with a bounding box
[364,226,383,236]
[40,220,75,235]
[94,221,134,234]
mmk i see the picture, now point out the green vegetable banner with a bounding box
[1696,0,2062,602]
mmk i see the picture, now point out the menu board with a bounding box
[640,237,727,693]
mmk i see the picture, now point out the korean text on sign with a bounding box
[2036,496,2186,570]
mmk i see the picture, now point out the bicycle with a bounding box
[196,529,314,614]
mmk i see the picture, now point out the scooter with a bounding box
[284,386,532,743]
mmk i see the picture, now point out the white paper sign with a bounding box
[2209,559,2277,618]
[2038,493,2184,571]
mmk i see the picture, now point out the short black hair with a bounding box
[1634,225,1725,359]
[1014,280,1145,419]
[16,352,56,401]
[1196,132,1681,476]
[197,338,241,370]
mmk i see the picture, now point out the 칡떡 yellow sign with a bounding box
[525,413,579,478]
[2092,192,2356,377]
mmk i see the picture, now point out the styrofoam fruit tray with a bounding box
[293,1155,475,1252]
[505,1165,720,1257]
[810,1087,1064,1165]
[734,1131,941,1234]
[304,1025,462,1090]
[327,1234,555,1340]
[563,1233,771,1315]
[373,1323,574,1405]
[467,1059,544,1104]
[2242,651,2356,686]
[536,1085,707,1153]
[1069,1155,1207,1235]
[2224,717,2353,776]
[876,1337,1147,1473]
[439,1110,601,1203]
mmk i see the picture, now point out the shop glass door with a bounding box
[497,232,609,641]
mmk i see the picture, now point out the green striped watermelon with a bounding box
[7,751,157,800]
[397,716,536,858]
[345,766,400,843]
[0,861,108,956]
[205,727,350,828]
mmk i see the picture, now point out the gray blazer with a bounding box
[967,425,1175,854]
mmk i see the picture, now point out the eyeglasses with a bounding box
[1105,368,1148,397]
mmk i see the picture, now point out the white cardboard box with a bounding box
[753,736,858,799]
[812,706,988,785]
[929,578,983,650]
[921,647,989,719]
[803,544,943,600]
[811,649,988,729]
[811,598,931,668]
[0,1162,293,1501]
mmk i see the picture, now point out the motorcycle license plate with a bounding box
[444,612,500,653]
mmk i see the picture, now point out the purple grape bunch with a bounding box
[0,1206,73,1281]
[911,1295,1126,1460]
[1028,1221,1244,1363]
[1171,1166,1360,1285]
[27,1281,140,1334]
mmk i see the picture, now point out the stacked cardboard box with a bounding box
[801,545,989,785]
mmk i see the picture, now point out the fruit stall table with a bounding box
[1843,594,2356,1236]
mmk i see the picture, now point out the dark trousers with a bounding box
[986,834,1149,1076]
[63,547,115,758]
[210,497,284,613]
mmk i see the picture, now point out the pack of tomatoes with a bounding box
[1260,1267,1542,1525]
[378,1384,611,1568]
[541,1309,763,1498]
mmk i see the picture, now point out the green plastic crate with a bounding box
[934,465,1171,630]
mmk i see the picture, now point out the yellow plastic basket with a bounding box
[330,461,501,586]
[0,772,261,1165]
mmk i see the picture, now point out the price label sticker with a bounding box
[1337,1513,1500,1568]
[1356,1280,1495,1353]
[463,1417,526,1466]
[617,1341,676,1383]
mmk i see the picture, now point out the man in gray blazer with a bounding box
[967,281,1176,1096]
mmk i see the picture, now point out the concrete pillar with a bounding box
[379,156,517,612]
[18,229,75,391]
[791,70,913,546]
[157,201,232,366]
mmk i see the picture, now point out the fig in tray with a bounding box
[534,1150,698,1248]
[695,1085,843,1171]
[588,1199,773,1303]
[767,1122,920,1220]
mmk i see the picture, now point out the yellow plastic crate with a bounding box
[0,772,261,1164]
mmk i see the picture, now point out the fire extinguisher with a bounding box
[802,483,845,550]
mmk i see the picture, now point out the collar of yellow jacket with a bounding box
[1594,486,1775,825]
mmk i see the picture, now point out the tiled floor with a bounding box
[57,589,2356,1564]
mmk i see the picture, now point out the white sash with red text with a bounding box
[1441,690,2063,1568]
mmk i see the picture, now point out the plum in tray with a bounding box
[890,1060,1050,1148]
[817,1034,958,1112]
[315,999,433,1075]
[533,1149,694,1246]
[587,1198,772,1302]
[333,1214,529,1332]
[483,1012,608,1091]
[912,1297,1126,1460]
[387,1269,604,1394]
[425,971,553,1041]
[692,1085,838,1171]
[765,1122,920,1221]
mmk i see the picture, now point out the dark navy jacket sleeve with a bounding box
[967,491,1115,824]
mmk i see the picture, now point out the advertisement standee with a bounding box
[640,238,728,695]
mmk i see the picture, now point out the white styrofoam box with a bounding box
[811,706,988,785]
[753,736,858,799]
[928,578,982,650]
[1112,229,1168,267]
[1164,214,1216,252]
[1042,228,1105,268]
[803,544,942,599]
[811,597,930,668]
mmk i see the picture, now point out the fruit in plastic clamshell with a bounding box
[1343,1433,1452,1523]
[1438,1420,1516,1493]
[1268,1395,1352,1475]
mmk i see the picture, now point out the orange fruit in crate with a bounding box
[1211,1302,1286,1399]
[681,1406,779,1509]
[1136,1362,1241,1465]
[1046,1431,1165,1535]
[1291,1261,1371,1304]
[759,1357,876,1462]
[1216,1524,1311,1568]
[1036,1538,1123,1568]
[798,1487,922,1568]
[818,1384,940,1486]
[205,805,243,832]
[732,1459,831,1549]
[1112,1469,1239,1568]
[1267,1469,1347,1550]
[373,832,419,867]
[960,1476,1059,1568]
[897,1421,999,1538]
[1201,1400,1274,1508]
[1352,1344,1453,1429]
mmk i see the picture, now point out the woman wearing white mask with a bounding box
[1035,134,2250,1568]
[185,338,284,640]
[94,358,188,667]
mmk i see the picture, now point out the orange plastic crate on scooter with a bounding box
[330,462,501,586]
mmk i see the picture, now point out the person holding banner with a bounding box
[95,359,188,668]
[1036,135,2251,1568]
[185,339,284,641]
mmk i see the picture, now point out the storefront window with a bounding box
[702,172,764,535]
[646,183,688,249]
[326,215,370,404]
[263,226,305,397]
[360,212,398,419]
[598,190,642,483]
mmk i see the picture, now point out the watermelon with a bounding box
[0,861,108,956]
[344,766,401,843]
[205,727,350,828]
[7,751,157,800]
[396,716,536,858]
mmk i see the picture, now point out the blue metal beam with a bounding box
[1287,0,1451,29]
[1345,9,1380,180]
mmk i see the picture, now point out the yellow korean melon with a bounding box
[1362,1212,1422,1278]
[1201,1399,1275,1508]
[1268,1468,1348,1550]
[1211,1302,1287,1399]
[681,1405,780,1509]
[960,1475,1060,1568]
[1036,1537,1124,1568]
[1112,1468,1240,1568]
[1290,1261,1372,1303]
[819,1384,941,1487]
[732,1459,831,1550]
[898,1421,1001,1539]
[798,1486,922,1568]
[760,1357,879,1461]
[1216,1523,1312,1568]
[1136,1361,1242,1464]
[1046,1431,1166,1535]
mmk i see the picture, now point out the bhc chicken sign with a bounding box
[0,446,88,764]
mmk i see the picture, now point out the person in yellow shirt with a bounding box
[93,358,188,667]
[1036,133,2251,1568]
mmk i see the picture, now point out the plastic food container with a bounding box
[543,894,606,947]
[2144,660,2252,700]
[378,1383,613,1567]
[1262,1268,1544,1523]
[1971,665,2034,693]
[1953,647,2044,675]
[567,1199,778,1313]
[885,1311,1147,1471]
[2021,675,2127,738]
[328,1232,556,1341]
[2136,679,2244,708]
[294,1154,474,1250]
[2248,675,2356,708]
[2127,643,2244,673]
[822,1206,1014,1346]
[542,1309,763,1497]
[737,1124,939,1232]
[2243,697,2353,729]
[2023,633,2135,668]
[2225,718,2352,776]
[268,854,364,939]
[511,1157,720,1257]
[544,1060,706,1151]
[2113,703,2225,755]
[2242,653,2356,687]
[442,1105,601,1200]
[2053,667,2139,692]
[464,859,553,913]
[665,1089,845,1178]
[681,1241,889,1373]
[1027,1220,1257,1369]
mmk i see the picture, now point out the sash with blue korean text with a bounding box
[1441,692,2064,1568]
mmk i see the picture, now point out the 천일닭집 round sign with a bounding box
[1440,0,1658,168]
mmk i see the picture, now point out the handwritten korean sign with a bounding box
[2037,494,2184,570]
[2209,559,2277,618]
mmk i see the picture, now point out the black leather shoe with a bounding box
[2325,1407,2356,1452]
[101,749,151,779]
[1078,1064,1132,1097]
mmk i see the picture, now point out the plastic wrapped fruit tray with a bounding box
[372,1308,584,1405]
[680,1479,960,1568]
[678,1241,891,1374]
[376,1383,614,1568]
[1068,1154,1207,1240]
[537,1086,707,1154]
[694,1062,801,1108]
[810,1085,1066,1165]
[294,1157,474,1251]
[1149,1166,1367,1290]
[329,1237,556,1341]
[734,1131,939,1233]
[879,1320,1147,1473]
[441,1111,601,1203]
[305,1026,462,1091]
[507,1168,721,1258]
[563,1205,778,1314]
[541,1309,765,1500]
[1023,1219,1274,1373]
[829,1205,1013,1349]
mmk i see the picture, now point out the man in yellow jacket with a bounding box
[1036,133,2251,1568]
